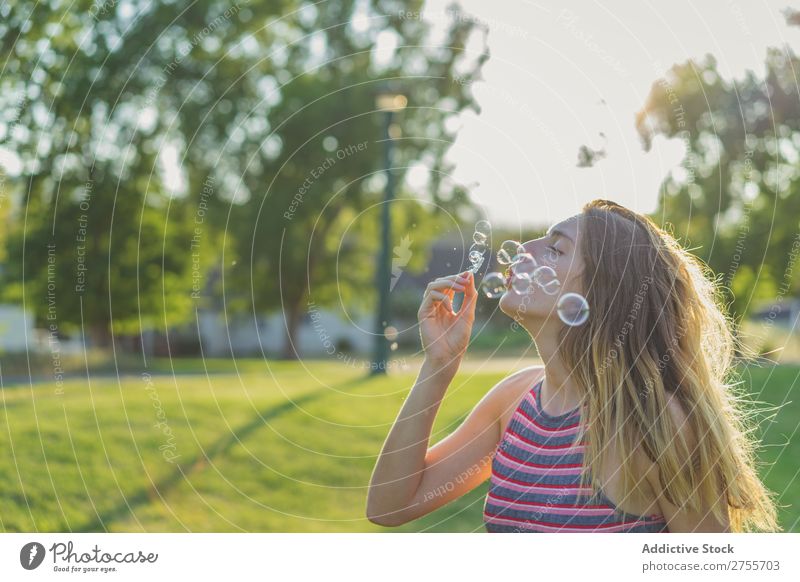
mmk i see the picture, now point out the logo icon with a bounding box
[20,542,46,570]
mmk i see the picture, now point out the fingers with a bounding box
[426,278,466,295]
[420,271,471,316]
[442,270,472,280]
[419,272,469,314]
[458,272,478,316]
[427,271,471,286]
[420,284,455,316]
[462,271,475,295]
[428,290,453,313]
[425,271,471,295]
[419,290,452,317]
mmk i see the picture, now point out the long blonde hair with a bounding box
[561,199,780,532]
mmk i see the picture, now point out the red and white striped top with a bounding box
[483,378,668,532]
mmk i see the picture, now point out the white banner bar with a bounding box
[1,533,798,581]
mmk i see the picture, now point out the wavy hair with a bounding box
[560,199,779,532]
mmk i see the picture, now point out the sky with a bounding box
[3,1,798,232]
[417,0,800,228]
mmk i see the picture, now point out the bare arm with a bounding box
[365,362,537,526]
[366,360,541,526]
[366,270,504,526]
[655,486,730,533]
[365,358,471,526]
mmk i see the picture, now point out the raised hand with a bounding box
[417,270,477,368]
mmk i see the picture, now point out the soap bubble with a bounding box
[471,238,487,251]
[512,253,537,276]
[479,272,506,298]
[475,220,491,235]
[532,265,556,283]
[557,292,590,326]
[533,266,561,295]
[540,280,561,295]
[469,257,485,273]
[384,326,399,341]
[464,220,491,274]
[467,242,486,273]
[509,253,537,295]
[511,273,533,294]
[497,240,525,265]
[468,249,484,264]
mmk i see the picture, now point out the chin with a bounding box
[498,289,523,315]
[500,290,549,323]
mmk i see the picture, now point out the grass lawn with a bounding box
[0,358,797,532]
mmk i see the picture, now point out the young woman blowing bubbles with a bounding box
[366,199,779,532]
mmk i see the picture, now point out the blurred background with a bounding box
[0,0,799,532]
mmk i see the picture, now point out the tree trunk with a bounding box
[279,212,336,360]
[88,322,112,349]
[281,301,303,360]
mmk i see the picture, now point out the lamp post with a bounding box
[371,85,407,376]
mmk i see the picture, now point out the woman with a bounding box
[366,199,779,532]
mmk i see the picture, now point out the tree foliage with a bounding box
[0,0,487,352]
[636,17,800,321]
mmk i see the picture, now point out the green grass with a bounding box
[740,364,800,531]
[0,359,797,532]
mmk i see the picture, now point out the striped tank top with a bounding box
[483,378,668,532]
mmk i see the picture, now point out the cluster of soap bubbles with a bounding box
[472,236,590,327]
[466,220,492,273]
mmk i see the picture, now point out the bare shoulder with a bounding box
[486,364,545,422]
[666,392,692,430]
[663,391,697,451]
[494,364,544,397]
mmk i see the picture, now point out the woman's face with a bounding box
[498,214,585,323]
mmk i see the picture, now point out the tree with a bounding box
[212,1,488,358]
[0,1,247,346]
[635,12,800,322]
[0,1,486,356]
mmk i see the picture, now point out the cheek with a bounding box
[559,270,584,295]
[558,260,584,293]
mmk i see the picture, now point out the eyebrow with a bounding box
[546,227,573,243]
